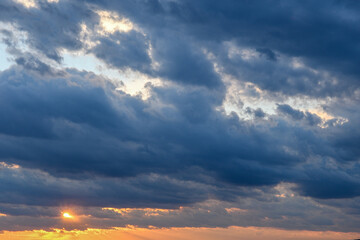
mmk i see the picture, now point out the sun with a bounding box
[62,212,74,219]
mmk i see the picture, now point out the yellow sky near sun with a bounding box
[0,227,358,240]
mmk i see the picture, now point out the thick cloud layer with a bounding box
[0,0,360,233]
[0,66,359,206]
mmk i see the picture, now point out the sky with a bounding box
[0,0,360,239]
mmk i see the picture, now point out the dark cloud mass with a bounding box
[0,0,360,233]
[93,31,152,73]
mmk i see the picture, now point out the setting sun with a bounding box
[62,212,73,219]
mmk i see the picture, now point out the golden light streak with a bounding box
[225,208,247,213]
[103,207,175,217]
[308,109,335,121]
[0,162,20,169]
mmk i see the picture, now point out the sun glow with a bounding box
[62,212,74,219]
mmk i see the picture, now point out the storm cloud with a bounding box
[0,0,359,233]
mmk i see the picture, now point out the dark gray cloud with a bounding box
[0,66,358,202]
[152,34,223,88]
[277,104,322,126]
[77,0,360,97]
[6,0,360,95]
[0,0,97,62]
[296,169,360,199]
[93,30,152,73]
[256,48,277,61]
[245,107,266,119]
[0,164,213,208]
[0,67,286,181]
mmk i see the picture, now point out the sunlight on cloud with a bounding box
[12,0,60,8]
[78,11,136,49]
[2,7,156,99]
[101,200,251,220]
[308,109,348,128]
[226,42,259,61]
[274,183,296,198]
[221,72,347,127]
[13,0,37,8]
[216,43,347,125]
[222,74,276,119]
[78,23,99,49]
[96,10,134,35]
[308,109,335,121]
[0,162,20,169]
[290,57,319,74]
[62,50,162,98]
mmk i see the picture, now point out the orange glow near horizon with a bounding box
[0,226,359,240]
